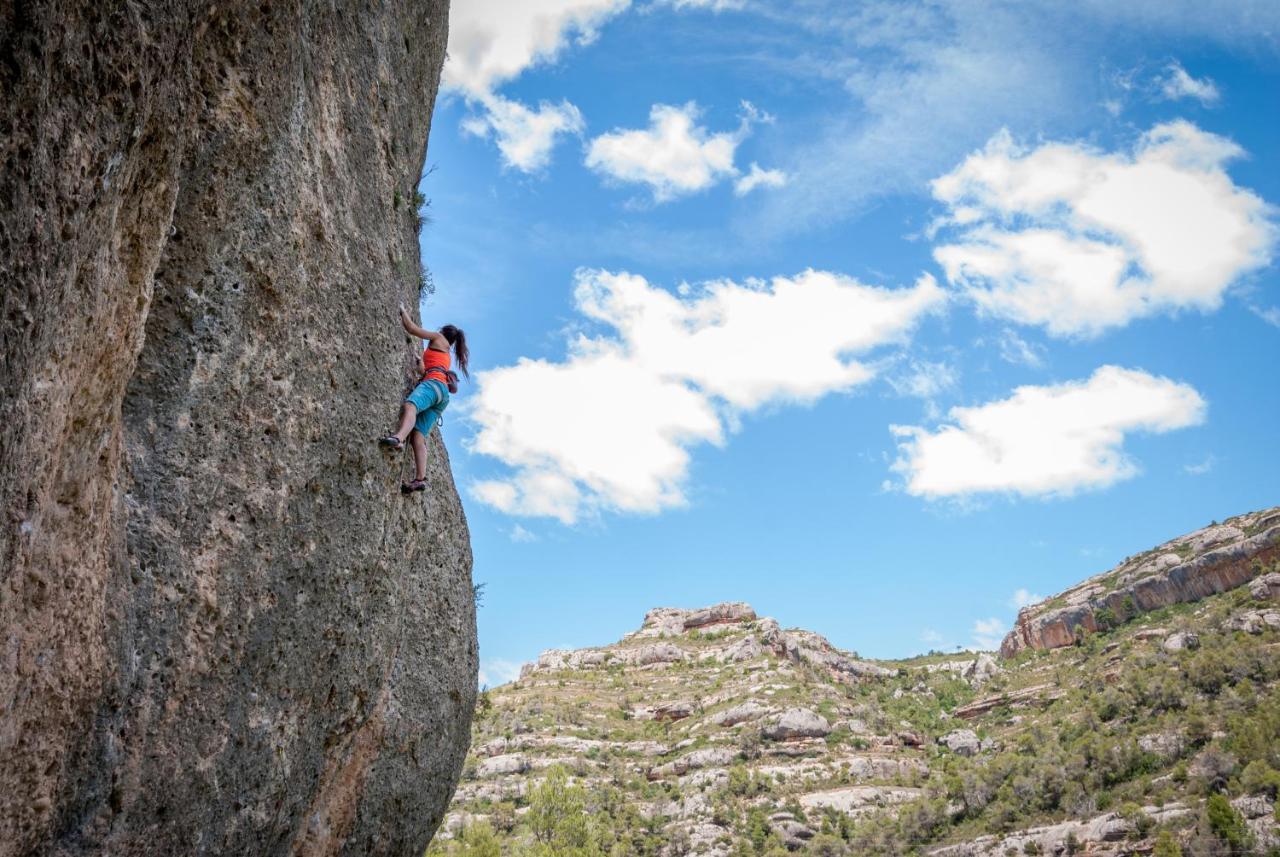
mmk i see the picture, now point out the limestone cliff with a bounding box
[1000,506,1280,658]
[0,3,475,855]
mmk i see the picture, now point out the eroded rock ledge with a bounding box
[1,3,474,855]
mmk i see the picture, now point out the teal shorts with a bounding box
[406,379,449,436]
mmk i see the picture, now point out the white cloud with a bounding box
[996,328,1046,369]
[972,617,1007,650]
[478,658,523,688]
[735,162,789,196]
[510,524,538,542]
[931,122,1274,337]
[1009,588,1044,610]
[1156,62,1220,105]
[461,95,585,172]
[920,628,945,645]
[469,268,945,522]
[655,0,745,9]
[1252,305,1280,328]
[737,1,1279,241]
[1183,455,1215,476]
[891,365,1207,500]
[444,1,628,172]
[887,359,958,401]
[444,0,631,98]
[585,102,783,202]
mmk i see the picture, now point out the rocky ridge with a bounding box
[1,3,474,855]
[1001,507,1280,657]
[444,604,947,854]
[434,510,1280,857]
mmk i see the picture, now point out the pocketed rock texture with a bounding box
[1,3,475,856]
[1001,507,1280,658]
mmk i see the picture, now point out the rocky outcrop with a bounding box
[1164,631,1200,652]
[711,702,772,727]
[928,803,1194,856]
[1001,509,1280,657]
[799,785,924,817]
[1251,572,1280,600]
[939,729,981,756]
[1224,608,1280,634]
[637,602,757,637]
[1,3,475,856]
[764,624,894,681]
[762,708,831,741]
[649,748,740,780]
[953,683,1062,719]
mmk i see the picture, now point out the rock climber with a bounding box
[379,304,469,493]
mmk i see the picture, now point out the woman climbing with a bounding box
[379,304,469,493]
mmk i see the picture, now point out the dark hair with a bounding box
[440,324,469,378]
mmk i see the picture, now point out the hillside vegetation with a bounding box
[432,512,1280,856]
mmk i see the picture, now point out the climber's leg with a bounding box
[409,429,428,481]
[386,401,417,445]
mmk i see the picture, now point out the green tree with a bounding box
[526,766,603,855]
[1241,760,1280,798]
[1205,793,1250,852]
[454,821,503,857]
[1152,829,1182,857]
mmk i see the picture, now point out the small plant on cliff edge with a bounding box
[412,189,432,234]
[418,262,435,296]
[473,582,486,607]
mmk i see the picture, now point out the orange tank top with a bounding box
[422,347,451,384]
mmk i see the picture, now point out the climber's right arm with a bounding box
[399,304,431,340]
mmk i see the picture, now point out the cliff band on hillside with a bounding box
[1001,507,1280,658]
[0,3,475,856]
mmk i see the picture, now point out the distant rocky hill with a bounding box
[1002,506,1280,657]
[431,510,1280,857]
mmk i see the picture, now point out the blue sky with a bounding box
[414,0,1280,685]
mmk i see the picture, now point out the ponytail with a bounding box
[441,324,470,378]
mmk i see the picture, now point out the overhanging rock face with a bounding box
[1001,508,1280,658]
[0,3,475,855]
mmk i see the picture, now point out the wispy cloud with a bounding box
[653,0,746,9]
[1251,305,1280,329]
[887,359,959,401]
[734,162,789,196]
[891,366,1206,500]
[996,329,1046,369]
[738,0,1279,240]
[1155,62,1220,105]
[510,524,539,542]
[1183,455,1215,476]
[478,658,524,688]
[972,617,1007,650]
[1009,588,1044,610]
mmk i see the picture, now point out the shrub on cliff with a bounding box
[1204,793,1250,851]
[1153,829,1183,857]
